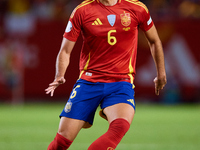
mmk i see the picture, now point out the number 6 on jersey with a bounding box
[108,30,117,45]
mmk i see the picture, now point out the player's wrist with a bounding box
[54,75,65,81]
[55,73,65,79]
[157,70,166,78]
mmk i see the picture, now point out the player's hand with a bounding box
[45,77,66,97]
[153,76,167,95]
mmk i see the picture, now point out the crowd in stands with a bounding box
[0,0,199,42]
[0,0,200,22]
[0,0,83,38]
[0,0,82,20]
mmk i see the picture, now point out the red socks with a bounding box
[48,119,130,150]
[88,118,130,150]
[47,133,73,150]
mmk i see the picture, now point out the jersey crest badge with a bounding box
[107,15,116,27]
[120,12,131,27]
[64,100,72,113]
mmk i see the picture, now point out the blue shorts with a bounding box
[60,79,135,126]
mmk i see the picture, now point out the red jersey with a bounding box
[64,0,153,83]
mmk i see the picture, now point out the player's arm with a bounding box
[45,38,76,96]
[144,25,167,95]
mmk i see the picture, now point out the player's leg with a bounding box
[58,117,86,140]
[47,117,86,150]
[48,79,104,150]
[103,103,135,124]
[88,81,135,150]
[88,103,134,150]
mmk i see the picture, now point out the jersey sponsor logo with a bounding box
[92,18,103,25]
[65,21,72,33]
[127,99,135,106]
[107,14,116,27]
[120,12,131,27]
[64,100,72,113]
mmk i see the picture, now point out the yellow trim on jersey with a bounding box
[79,53,91,79]
[128,73,135,88]
[128,50,135,88]
[125,0,148,13]
[84,53,91,70]
[128,56,134,85]
[82,0,94,4]
[71,0,95,18]
[79,70,84,79]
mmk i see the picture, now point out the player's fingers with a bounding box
[154,77,167,95]
[155,83,165,95]
[155,88,159,95]
[154,78,158,95]
[45,86,55,92]
[45,86,52,91]
[45,86,57,94]
[46,88,53,94]
[154,84,158,95]
[51,89,55,97]
[45,78,65,96]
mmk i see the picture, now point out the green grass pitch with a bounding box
[0,103,199,150]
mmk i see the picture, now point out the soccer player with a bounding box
[45,0,167,149]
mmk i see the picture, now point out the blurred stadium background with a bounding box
[0,0,200,150]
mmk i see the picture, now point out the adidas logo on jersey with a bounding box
[92,18,103,25]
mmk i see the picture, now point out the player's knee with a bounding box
[57,130,73,141]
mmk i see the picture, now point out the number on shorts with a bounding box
[70,85,80,99]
